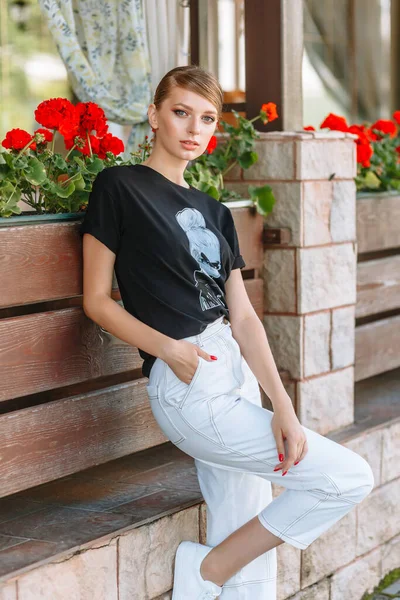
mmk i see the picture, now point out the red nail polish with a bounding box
[294,461,299,465]
[279,454,284,462]
[210,355,218,360]
[273,466,281,471]
[282,470,288,476]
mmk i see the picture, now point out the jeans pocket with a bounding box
[146,383,187,445]
[163,356,204,410]
[146,383,159,400]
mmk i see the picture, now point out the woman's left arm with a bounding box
[225,269,291,407]
[225,269,308,473]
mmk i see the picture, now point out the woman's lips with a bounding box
[180,141,199,150]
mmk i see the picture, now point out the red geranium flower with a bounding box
[206,135,217,154]
[64,134,100,156]
[393,111,400,125]
[304,126,316,131]
[260,103,278,124]
[369,119,397,140]
[356,139,373,168]
[2,128,36,151]
[320,113,349,132]
[75,102,108,138]
[35,98,76,130]
[348,125,373,167]
[97,133,124,159]
[34,128,54,144]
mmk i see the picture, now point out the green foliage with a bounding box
[0,143,128,217]
[357,132,400,192]
[184,109,276,217]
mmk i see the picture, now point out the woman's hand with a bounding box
[164,339,216,384]
[271,403,308,476]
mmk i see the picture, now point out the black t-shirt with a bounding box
[79,163,246,377]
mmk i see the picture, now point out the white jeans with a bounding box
[146,316,374,600]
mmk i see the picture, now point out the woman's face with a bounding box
[149,86,219,160]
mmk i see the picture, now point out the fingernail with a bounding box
[273,466,281,472]
[282,471,288,476]
[279,454,284,462]
[294,461,299,465]
[210,355,218,360]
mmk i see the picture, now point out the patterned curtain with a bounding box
[304,0,389,122]
[38,0,153,156]
[143,0,191,93]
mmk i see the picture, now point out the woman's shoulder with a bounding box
[95,164,132,185]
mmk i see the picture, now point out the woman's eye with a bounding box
[173,110,215,123]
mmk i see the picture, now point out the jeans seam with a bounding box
[280,498,324,536]
[309,488,358,505]
[223,576,277,588]
[258,514,308,548]
[216,333,243,388]
[178,357,203,410]
[178,409,279,471]
[322,471,342,496]
[208,399,225,446]
[156,395,186,445]
[196,322,228,346]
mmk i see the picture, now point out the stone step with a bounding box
[0,442,203,598]
[0,389,398,599]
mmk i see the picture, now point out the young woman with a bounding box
[81,65,374,600]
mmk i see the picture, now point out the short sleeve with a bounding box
[222,206,246,270]
[79,169,122,255]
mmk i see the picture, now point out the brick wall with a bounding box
[225,130,358,436]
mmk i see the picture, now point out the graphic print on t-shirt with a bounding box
[175,207,227,311]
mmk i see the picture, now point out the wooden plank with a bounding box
[0,380,167,498]
[0,208,260,308]
[356,255,400,318]
[355,315,400,381]
[0,222,83,308]
[231,208,264,271]
[357,194,400,253]
[0,276,261,401]
[0,308,139,403]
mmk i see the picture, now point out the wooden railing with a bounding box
[0,204,264,498]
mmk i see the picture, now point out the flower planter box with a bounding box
[355,191,400,382]
[0,203,265,498]
[356,191,400,254]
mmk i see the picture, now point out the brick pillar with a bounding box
[225,131,357,435]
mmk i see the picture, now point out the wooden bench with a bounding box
[0,204,265,498]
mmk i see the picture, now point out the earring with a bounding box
[151,127,158,133]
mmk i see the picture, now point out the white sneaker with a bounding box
[172,540,223,599]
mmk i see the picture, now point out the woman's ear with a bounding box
[147,103,158,130]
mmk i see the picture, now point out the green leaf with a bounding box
[363,171,381,189]
[387,178,400,190]
[47,180,75,198]
[248,184,276,215]
[53,154,68,170]
[0,163,11,180]
[24,157,47,185]
[0,181,22,210]
[85,157,104,174]
[237,151,258,169]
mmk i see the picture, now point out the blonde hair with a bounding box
[153,65,223,120]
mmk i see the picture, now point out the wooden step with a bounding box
[0,442,202,588]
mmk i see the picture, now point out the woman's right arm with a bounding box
[82,233,174,361]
